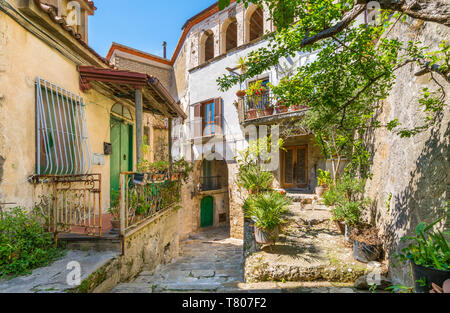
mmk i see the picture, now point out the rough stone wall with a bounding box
[365,18,449,285]
[228,162,245,239]
[77,208,180,293]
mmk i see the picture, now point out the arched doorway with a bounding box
[196,158,230,231]
[200,196,214,228]
[110,103,133,193]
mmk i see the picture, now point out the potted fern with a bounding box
[395,213,449,293]
[244,191,292,245]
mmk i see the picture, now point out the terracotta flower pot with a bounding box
[247,109,257,119]
[236,90,246,97]
[111,219,120,229]
[263,107,274,116]
[276,105,288,114]
[315,185,327,197]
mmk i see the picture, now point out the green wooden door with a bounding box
[110,117,133,193]
[200,196,214,227]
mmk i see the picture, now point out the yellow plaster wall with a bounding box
[0,12,123,211]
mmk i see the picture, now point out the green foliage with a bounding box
[395,212,449,271]
[324,174,369,226]
[317,169,332,187]
[235,136,284,194]
[0,207,65,278]
[244,191,292,231]
[386,284,414,293]
[246,80,267,96]
[108,190,120,220]
[322,187,341,207]
[217,0,449,178]
[238,163,274,194]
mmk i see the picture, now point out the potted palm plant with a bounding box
[395,213,450,293]
[244,191,292,245]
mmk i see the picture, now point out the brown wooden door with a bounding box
[283,146,308,189]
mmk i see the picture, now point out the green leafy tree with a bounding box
[218,0,449,177]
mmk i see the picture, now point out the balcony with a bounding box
[239,91,310,126]
[199,176,222,191]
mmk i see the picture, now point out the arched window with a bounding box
[249,7,264,41]
[111,103,133,121]
[225,19,237,52]
[200,30,215,64]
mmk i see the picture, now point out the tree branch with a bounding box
[357,0,450,26]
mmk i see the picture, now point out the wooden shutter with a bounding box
[214,98,223,135]
[193,102,202,138]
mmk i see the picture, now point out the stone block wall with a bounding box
[365,18,449,285]
[76,208,180,293]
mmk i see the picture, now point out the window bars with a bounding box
[36,77,92,175]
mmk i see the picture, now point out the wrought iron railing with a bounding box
[119,172,181,234]
[243,91,309,121]
[199,176,222,191]
[32,174,102,237]
[244,90,274,120]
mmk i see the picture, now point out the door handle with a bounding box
[123,154,127,161]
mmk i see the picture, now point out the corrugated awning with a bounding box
[78,66,187,119]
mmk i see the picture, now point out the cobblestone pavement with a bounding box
[111,227,245,293]
[111,226,365,293]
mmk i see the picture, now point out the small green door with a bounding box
[200,196,214,228]
[110,117,133,193]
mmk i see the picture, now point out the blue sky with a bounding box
[88,0,217,59]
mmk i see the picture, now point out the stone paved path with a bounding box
[111,227,245,293]
[110,226,367,293]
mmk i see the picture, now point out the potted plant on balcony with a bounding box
[395,213,450,293]
[236,90,246,98]
[246,108,258,119]
[244,191,292,245]
[276,99,288,113]
[263,102,274,116]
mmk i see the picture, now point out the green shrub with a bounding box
[396,212,449,271]
[238,163,274,194]
[0,207,65,278]
[317,169,332,187]
[331,199,368,226]
[244,191,292,231]
[325,174,369,225]
[323,187,341,206]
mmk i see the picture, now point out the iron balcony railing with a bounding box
[243,90,309,121]
[199,176,222,191]
[244,90,274,120]
[119,171,181,235]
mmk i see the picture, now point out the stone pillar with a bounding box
[135,88,143,165]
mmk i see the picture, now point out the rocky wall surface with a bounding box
[365,18,449,285]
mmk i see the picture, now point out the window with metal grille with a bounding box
[35,77,92,175]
